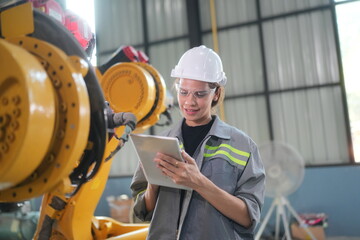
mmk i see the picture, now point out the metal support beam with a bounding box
[186,0,202,47]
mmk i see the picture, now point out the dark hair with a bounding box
[209,83,225,112]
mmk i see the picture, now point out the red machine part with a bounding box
[28,0,93,50]
[122,46,149,63]
[137,50,149,63]
[64,10,93,49]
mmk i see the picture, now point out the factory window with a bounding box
[336,0,360,162]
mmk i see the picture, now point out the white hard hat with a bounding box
[171,45,227,86]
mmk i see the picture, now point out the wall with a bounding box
[284,165,360,237]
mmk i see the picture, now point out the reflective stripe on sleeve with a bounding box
[136,189,146,202]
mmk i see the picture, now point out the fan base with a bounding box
[255,196,318,240]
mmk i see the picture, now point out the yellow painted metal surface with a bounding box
[68,55,89,77]
[101,62,156,125]
[94,217,148,240]
[50,144,117,239]
[0,36,90,201]
[133,62,166,132]
[0,39,55,191]
[1,3,152,239]
[107,228,148,240]
[0,2,34,37]
[34,127,146,240]
[209,0,226,121]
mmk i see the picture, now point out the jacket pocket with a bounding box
[201,156,239,194]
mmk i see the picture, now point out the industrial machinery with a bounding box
[0,1,170,239]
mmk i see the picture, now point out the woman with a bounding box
[131,45,265,240]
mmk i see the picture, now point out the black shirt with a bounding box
[181,117,215,157]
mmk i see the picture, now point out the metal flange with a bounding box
[0,38,55,192]
[134,62,167,132]
[0,36,90,201]
[101,62,156,126]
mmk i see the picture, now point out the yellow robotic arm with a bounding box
[0,2,169,239]
[0,2,94,203]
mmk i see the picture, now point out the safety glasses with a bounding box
[175,84,216,99]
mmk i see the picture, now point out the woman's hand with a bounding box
[154,151,206,190]
[154,151,252,228]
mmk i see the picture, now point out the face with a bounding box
[176,78,218,126]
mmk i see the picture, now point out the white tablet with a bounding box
[129,134,190,190]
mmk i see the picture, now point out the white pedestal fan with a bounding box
[255,141,317,240]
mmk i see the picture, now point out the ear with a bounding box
[213,88,220,101]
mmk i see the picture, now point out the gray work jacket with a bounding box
[131,116,265,240]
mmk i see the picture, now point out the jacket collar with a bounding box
[169,115,231,140]
[208,115,231,140]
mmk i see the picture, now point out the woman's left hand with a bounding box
[154,151,205,190]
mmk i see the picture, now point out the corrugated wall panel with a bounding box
[199,0,257,30]
[263,10,339,90]
[271,87,348,165]
[149,40,189,88]
[109,142,139,176]
[260,0,330,17]
[95,0,143,64]
[224,97,269,144]
[203,26,264,96]
[146,0,188,41]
